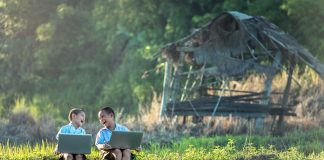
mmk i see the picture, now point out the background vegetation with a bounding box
[1,2,324,159]
[1,0,323,122]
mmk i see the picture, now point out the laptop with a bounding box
[109,131,143,149]
[57,134,92,154]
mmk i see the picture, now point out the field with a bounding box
[1,128,324,160]
[0,71,323,159]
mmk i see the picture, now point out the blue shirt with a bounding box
[56,123,86,140]
[95,123,129,145]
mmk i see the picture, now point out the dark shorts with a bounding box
[59,153,87,160]
[100,150,135,160]
[100,150,116,160]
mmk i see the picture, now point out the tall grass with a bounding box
[0,140,101,160]
[0,140,56,159]
[1,128,324,159]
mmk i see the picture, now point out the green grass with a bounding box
[1,128,324,159]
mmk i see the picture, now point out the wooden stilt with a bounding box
[170,52,185,117]
[276,60,295,135]
[160,59,172,117]
[258,52,281,132]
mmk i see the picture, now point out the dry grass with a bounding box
[1,68,323,144]
[122,67,324,141]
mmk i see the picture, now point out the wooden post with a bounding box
[170,52,185,116]
[192,66,206,124]
[262,52,281,104]
[160,59,172,117]
[180,65,193,124]
[257,52,281,131]
[276,60,295,135]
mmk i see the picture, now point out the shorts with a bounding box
[59,153,87,160]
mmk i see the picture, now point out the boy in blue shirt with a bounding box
[56,108,86,160]
[95,107,131,160]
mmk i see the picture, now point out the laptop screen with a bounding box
[109,131,143,149]
[57,134,92,154]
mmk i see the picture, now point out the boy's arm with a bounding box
[96,144,105,150]
[56,126,69,140]
[55,128,64,140]
[96,143,112,151]
[95,131,112,151]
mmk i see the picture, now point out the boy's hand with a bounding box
[103,143,112,150]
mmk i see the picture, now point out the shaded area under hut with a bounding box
[159,11,324,134]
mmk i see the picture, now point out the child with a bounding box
[95,106,131,160]
[56,108,87,160]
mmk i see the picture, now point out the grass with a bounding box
[1,128,324,159]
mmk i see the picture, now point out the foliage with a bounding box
[0,0,323,121]
[283,0,324,61]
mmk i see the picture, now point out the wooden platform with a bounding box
[166,95,296,117]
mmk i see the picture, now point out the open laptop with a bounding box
[57,134,92,154]
[109,131,143,149]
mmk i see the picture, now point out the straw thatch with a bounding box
[162,11,324,78]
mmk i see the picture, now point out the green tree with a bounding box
[0,0,59,114]
[283,0,324,61]
[1,0,322,120]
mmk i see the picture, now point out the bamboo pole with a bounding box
[160,59,172,117]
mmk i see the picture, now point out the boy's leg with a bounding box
[121,149,131,160]
[100,150,118,160]
[75,154,86,160]
[110,149,122,160]
[61,153,73,160]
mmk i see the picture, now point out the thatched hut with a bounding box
[160,11,324,131]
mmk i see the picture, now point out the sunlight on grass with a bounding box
[1,130,324,159]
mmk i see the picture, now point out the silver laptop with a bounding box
[57,134,92,154]
[109,131,143,149]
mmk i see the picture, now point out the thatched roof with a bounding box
[162,11,324,78]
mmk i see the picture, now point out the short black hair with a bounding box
[100,106,115,119]
[68,108,84,121]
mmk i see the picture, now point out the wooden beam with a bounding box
[160,59,172,117]
[166,111,295,117]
